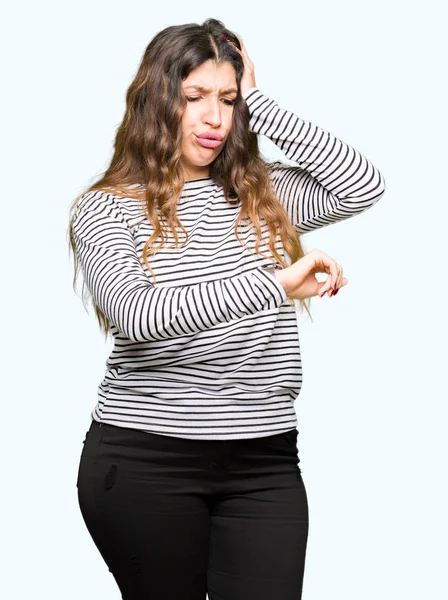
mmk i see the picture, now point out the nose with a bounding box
[203,97,222,128]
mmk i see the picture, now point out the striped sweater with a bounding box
[71,86,386,440]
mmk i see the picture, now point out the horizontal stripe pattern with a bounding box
[244,87,386,233]
[72,87,385,440]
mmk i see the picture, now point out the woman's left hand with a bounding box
[225,37,256,97]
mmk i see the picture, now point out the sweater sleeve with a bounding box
[242,86,386,234]
[71,191,287,342]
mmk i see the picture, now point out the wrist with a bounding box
[262,263,289,294]
[273,267,289,295]
[241,85,258,100]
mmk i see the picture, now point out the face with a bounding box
[180,60,237,180]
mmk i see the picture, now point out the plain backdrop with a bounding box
[2,1,447,598]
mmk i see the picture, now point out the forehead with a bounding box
[182,60,237,92]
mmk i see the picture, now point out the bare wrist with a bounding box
[274,267,289,295]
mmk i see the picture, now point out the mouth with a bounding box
[194,135,223,149]
[196,132,223,141]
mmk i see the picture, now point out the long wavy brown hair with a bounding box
[68,18,312,338]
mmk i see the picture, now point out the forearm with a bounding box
[243,87,386,204]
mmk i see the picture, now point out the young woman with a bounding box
[69,18,385,600]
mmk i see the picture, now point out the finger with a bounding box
[328,268,340,297]
[318,281,329,298]
[239,42,254,69]
[326,262,340,296]
[337,265,343,289]
[334,264,342,291]
[334,268,348,293]
[228,39,249,63]
[304,250,340,297]
[226,39,254,73]
[319,275,333,297]
[333,277,349,296]
[331,264,344,295]
[227,39,241,53]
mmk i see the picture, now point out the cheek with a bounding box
[224,112,234,133]
[182,104,200,127]
[181,106,191,127]
[181,117,194,146]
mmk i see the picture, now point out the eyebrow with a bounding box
[183,85,238,95]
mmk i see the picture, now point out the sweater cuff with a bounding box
[241,86,261,102]
[253,266,287,306]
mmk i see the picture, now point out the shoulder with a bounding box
[71,189,127,233]
[75,189,117,213]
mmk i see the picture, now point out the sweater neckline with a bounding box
[183,176,214,187]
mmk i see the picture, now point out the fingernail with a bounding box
[333,289,339,296]
[333,283,337,290]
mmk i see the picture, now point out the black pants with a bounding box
[76,420,309,599]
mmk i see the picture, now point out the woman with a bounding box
[69,18,385,600]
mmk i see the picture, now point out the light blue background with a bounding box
[2,1,446,598]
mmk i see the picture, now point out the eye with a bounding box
[184,96,235,105]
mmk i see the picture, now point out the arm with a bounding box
[242,86,386,233]
[71,191,287,342]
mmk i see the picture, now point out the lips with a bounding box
[196,132,223,141]
[194,134,223,149]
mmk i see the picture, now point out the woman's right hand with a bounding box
[276,249,348,300]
